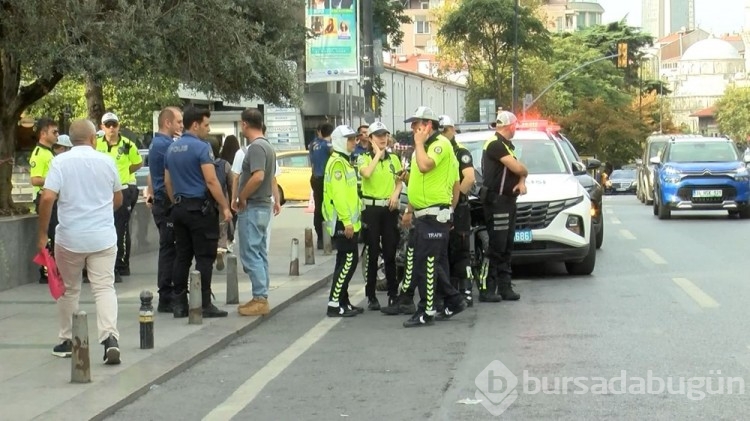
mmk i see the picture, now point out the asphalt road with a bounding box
[106,195,750,420]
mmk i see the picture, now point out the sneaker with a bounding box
[203,303,228,318]
[403,312,434,328]
[52,340,72,358]
[216,249,226,271]
[347,303,365,314]
[367,297,380,311]
[39,274,49,284]
[380,297,401,315]
[114,272,123,283]
[327,305,357,317]
[238,298,257,312]
[238,297,270,316]
[102,335,121,365]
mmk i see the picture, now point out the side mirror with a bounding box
[572,162,586,174]
[743,154,750,164]
[635,158,643,166]
[585,158,601,170]
[649,156,661,165]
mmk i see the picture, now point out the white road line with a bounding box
[202,289,366,421]
[610,216,621,224]
[672,278,719,309]
[619,229,636,240]
[640,248,667,265]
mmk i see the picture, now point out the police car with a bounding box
[456,120,597,276]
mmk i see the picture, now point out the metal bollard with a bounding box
[289,238,300,276]
[139,290,154,349]
[323,226,332,255]
[304,228,315,265]
[188,271,202,325]
[71,310,91,383]
[226,255,239,305]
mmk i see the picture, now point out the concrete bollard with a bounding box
[71,311,91,383]
[322,226,332,255]
[226,255,239,305]
[188,271,202,325]
[139,290,154,349]
[289,238,300,276]
[304,228,315,265]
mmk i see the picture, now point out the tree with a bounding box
[0,0,306,214]
[716,86,750,141]
[372,0,411,117]
[438,0,551,110]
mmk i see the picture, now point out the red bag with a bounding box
[33,249,65,300]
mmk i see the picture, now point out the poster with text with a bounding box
[306,0,359,83]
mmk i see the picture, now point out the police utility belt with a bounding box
[414,205,452,223]
[362,197,389,208]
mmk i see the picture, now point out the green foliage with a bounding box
[374,0,412,51]
[716,86,750,141]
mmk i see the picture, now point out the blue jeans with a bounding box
[237,203,272,298]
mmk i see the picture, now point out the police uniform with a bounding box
[164,132,228,318]
[30,141,57,283]
[323,125,362,317]
[148,131,176,312]
[96,125,142,278]
[479,119,522,302]
[400,107,467,328]
[357,122,402,311]
[309,136,331,248]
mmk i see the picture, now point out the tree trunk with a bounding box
[0,121,24,215]
[85,74,106,125]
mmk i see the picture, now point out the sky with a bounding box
[597,0,746,35]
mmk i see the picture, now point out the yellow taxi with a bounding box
[276,150,312,203]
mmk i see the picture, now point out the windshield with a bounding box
[647,141,666,159]
[610,169,635,180]
[465,138,569,175]
[666,142,739,163]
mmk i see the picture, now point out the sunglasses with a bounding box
[104,122,119,128]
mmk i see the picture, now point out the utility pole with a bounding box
[362,0,374,115]
[512,0,520,113]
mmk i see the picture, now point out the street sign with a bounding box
[479,99,496,123]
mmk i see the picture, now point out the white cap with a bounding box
[404,106,439,123]
[438,115,455,128]
[331,125,357,155]
[55,135,72,148]
[368,121,390,136]
[494,111,518,127]
[101,112,119,124]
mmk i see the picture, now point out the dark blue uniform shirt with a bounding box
[148,132,173,200]
[352,143,368,163]
[309,137,331,177]
[165,133,213,199]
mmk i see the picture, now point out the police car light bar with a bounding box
[517,120,561,132]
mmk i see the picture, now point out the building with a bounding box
[641,0,695,39]
[388,0,444,77]
[538,0,605,33]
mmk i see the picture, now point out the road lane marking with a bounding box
[619,229,636,240]
[610,216,621,224]
[640,248,667,264]
[202,289,367,421]
[672,278,719,309]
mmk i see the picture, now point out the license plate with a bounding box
[692,189,722,198]
[514,229,533,243]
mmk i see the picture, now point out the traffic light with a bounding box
[617,42,628,68]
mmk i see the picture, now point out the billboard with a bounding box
[305,0,359,83]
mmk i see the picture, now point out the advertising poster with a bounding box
[306,0,359,83]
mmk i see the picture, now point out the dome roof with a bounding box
[681,37,742,61]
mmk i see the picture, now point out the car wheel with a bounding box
[657,194,671,220]
[278,186,286,206]
[595,217,604,250]
[739,207,750,219]
[652,192,659,216]
[565,226,596,276]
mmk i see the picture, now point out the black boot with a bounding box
[157,294,174,313]
[380,296,400,315]
[498,279,520,301]
[203,291,228,317]
[478,279,502,303]
[461,278,474,307]
[367,297,381,311]
[397,293,416,314]
[172,291,189,318]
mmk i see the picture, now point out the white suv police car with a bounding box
[456,122,597,276]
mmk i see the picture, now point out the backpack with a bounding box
[214,158,231,197]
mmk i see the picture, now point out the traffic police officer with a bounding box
[323,125,362,317]
[357,121,402,311]
[439,115,476,307]
[96,112,142,281]
[479,111,526,302]
[309,123,334,249]
[164,106,231,319]
[30,117,59,283]
[400,106,467,328]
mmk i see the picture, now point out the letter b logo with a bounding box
[475,360,519,416]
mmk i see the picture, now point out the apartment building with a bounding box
[538,0,605,33]
[641,0,695,39]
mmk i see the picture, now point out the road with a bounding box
[106,195,750,420]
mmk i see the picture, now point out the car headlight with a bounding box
[663,166,681,184]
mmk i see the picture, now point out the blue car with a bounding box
[651,136,750,219]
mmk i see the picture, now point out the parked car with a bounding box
[275,150,312,203]
[605,169,637,194]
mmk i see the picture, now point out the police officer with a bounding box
[309,123,334,249]
[323,125,362,317]
[164,107,231,318]
[439,115,476,307]
[30,117,59,284]
[96,112,142,282]
[400,106,467,328]
[357,121,402,311]
[479,111,526,302]
[146,106,183,312]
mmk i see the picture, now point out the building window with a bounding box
[556,17,563,32]
[420,1,429,9]
[416,20,430,34]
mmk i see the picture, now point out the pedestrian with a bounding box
[440,115,476,307]
[308,123,333,249]
[96,112,143,282]
[145,106,183,312]
[323,125,362,317]
[37,119,123,364]
[400,106,467,328]
[220,135,240,247]
[208,137,233,271]
[351,125,370,163]
[356,121,402,312]
[30,117,59,284]
[164,106,231,318]
[53,135,73,154]
[235,108,276,317]
[478,110,526,302]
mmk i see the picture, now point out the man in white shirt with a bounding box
[37,119,124,365]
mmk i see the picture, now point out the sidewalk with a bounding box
[0,207,335,421]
